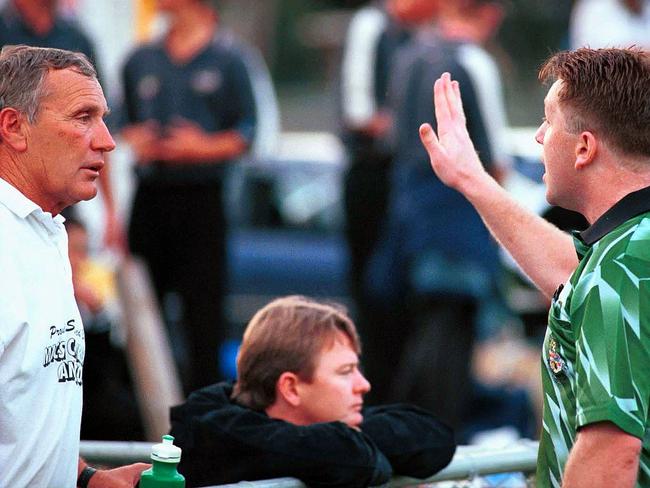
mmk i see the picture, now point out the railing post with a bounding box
[116,256,184,441]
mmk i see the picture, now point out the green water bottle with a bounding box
[139,435,186,487]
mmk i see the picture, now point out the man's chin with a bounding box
[344,413,364,429]
[545,185,557,207]
[76,185,99,203]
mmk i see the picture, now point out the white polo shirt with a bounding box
[0,178,84,487]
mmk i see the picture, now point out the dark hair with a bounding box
[0,45,97,123]
[232,295,361,411]
[539,47,650,158]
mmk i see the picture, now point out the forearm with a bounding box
[362,405,456,478]
[173,407,392,488]
[77,458,96,488]
[187,130,248,163]
[78,458,87,478]
[462,172,577,298]
[562,425,640,488]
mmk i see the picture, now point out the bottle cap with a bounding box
[151,435,182,463]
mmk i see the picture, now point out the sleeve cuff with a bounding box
[577,400,645,439]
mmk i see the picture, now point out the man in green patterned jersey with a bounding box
[418,47,650,487]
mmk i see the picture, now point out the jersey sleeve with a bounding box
[118,53,139,128]
[223,47,257,146]
[572,250,650,439]
[339,7,387,127]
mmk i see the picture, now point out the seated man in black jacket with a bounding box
[170,295,456,487]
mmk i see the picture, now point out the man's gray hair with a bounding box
[0,45,97,123]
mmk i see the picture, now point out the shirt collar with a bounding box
[579,185,650,245]
[0,177,64,224]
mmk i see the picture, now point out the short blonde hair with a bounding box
[232,296,361,410]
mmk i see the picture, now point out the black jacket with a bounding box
[169,382,456,487]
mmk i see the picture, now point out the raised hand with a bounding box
[418,72,488,194]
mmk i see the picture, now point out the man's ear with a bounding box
[575,131,597,170]
[0,108,28,152]
[276,372,302,407]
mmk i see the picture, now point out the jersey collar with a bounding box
[579,185,650,245]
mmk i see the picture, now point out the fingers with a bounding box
[435,73,466,123]
[450,80,466,121]
[419,123,438,147]
[419,123,442,162]
[433,76,451,127]
[442,73,458,120]
[434,72,464,129]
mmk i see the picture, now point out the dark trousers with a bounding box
[343,150,392,299]
[82,330,144,440]
[128,181,227,394]
[343,149,395,403]
[390,296,476,431]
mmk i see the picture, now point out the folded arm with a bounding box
[170,387,392,488]
[361,404,456,479]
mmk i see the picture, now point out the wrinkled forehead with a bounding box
[42,68,108,110]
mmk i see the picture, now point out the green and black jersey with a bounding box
[537,186,650,488]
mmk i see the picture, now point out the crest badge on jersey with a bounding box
[547,336,567,377]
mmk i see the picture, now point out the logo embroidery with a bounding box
[137,75,160,100]
[191,69,222,94]
[547,337,566,376]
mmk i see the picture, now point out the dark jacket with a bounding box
[170,382,456,487]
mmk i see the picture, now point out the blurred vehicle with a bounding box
[222,128,557,340]
[224,132,352,336]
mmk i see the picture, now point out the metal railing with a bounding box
[80,439,538,487]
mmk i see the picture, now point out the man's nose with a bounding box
[535,122,546,145]
[355,370,371,394]
[93,119,116,153]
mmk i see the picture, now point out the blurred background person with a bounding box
[439,0,512,179]
[365,0,524,439]
[66,217,144,441]
[120,0,259,394]
[0,0,96,60]
[570,0,650,49]
[338,0,415,404]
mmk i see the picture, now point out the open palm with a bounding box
[418,73,487,193]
